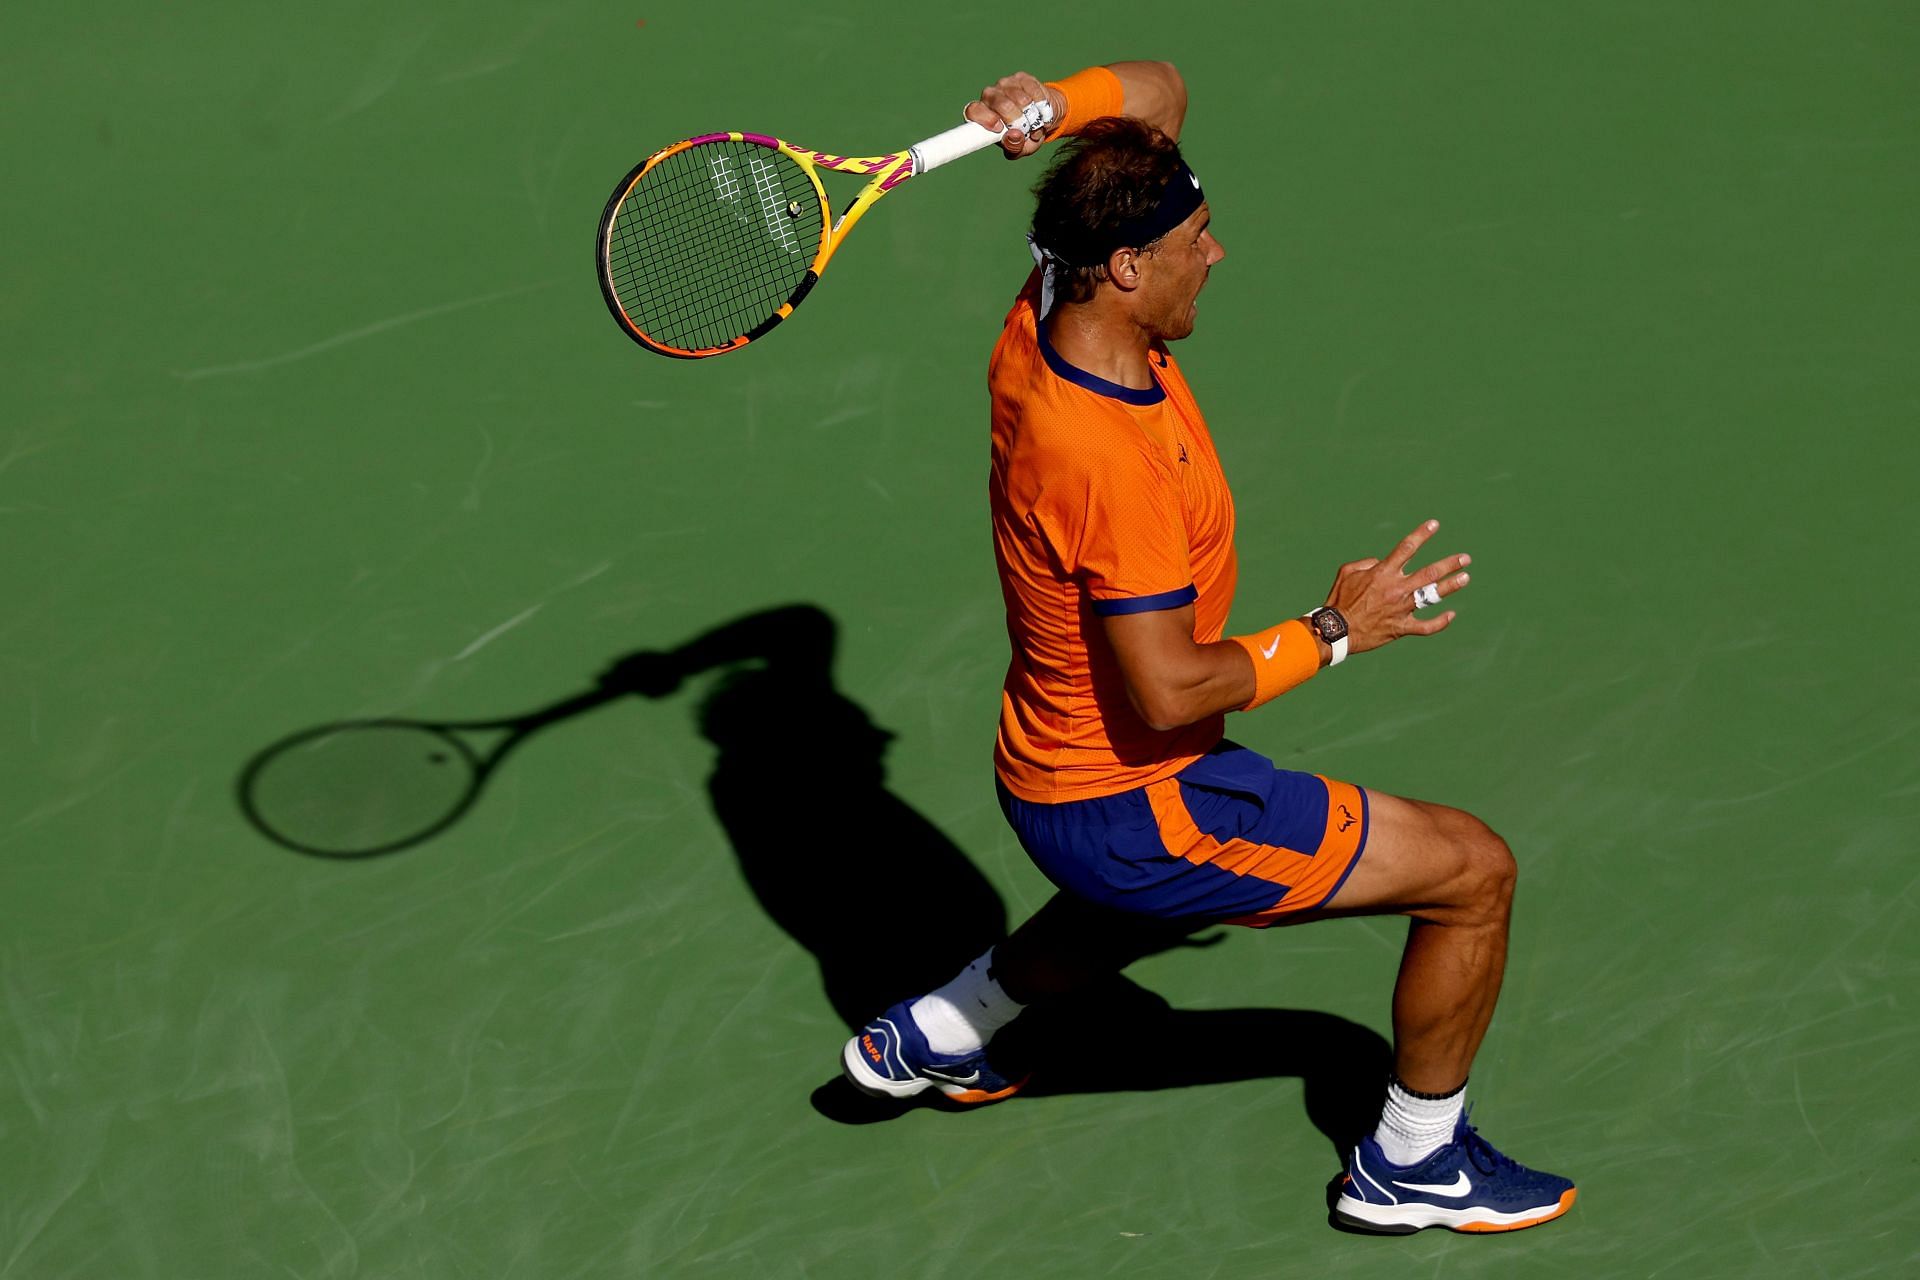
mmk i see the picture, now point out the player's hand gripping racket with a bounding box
[596,98,1055,358]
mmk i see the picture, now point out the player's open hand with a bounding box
[966,73,1066,158]
[1323,520,1472,656]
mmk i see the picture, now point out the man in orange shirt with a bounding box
[840,61,1575,1235]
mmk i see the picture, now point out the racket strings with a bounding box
[605,140,825,352]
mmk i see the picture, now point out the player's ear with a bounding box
[1107,246,1142,291]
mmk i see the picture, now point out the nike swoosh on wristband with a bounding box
[1260,636,1282,659]
[1392,1171,1473,1196]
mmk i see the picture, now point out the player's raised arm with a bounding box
[966,60,1188,158]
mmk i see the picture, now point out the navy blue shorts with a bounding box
[998,741,1371,926]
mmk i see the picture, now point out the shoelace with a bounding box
[1458,1122,1522,1178]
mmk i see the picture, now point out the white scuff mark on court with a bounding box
[171,280,559,381]
[1694,720,1917,810]
[436,57,518,83]
[0,1108,107,1280]
[0,433,54,481]
[448,562,610,664]
[324,25,436,125]
[149,778,200,910]
[816,405,874,429]
[460,426,495,512]
[1426,218,1515,240]
[521,115,586,234]
[863,476,894,503]
[435,12,556,85]
[1334,371,1368,430]
[1791,1062,1830,1160]
[565,560,613,588]
[453,604,544,662]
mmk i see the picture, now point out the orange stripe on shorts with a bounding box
[1144,774,1368,924]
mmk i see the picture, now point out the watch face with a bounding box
[1312,608,1349,642]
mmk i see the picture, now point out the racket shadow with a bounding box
[237,675,638,860]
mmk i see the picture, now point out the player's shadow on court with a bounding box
[635,604,1389,1156]
[238,602,1387,1154]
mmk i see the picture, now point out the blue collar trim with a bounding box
[1036,322,1166,406]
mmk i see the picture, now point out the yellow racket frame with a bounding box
[597,131,917,359]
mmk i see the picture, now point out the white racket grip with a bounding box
[909,98,1057,174]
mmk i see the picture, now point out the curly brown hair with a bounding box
[1030,117,1188,304]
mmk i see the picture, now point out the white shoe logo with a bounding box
[1392,1171,1472,1196]
[1260,636,1282,659]
[923,1067,981,1086]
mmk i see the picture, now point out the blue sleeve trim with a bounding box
[1090,584,1199,616]
[1037,322,1167,405]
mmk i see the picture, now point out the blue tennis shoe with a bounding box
[1336,1112,1576,1234]
[841,1001,1027,1105]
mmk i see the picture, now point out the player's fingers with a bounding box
[1383,519,1440,571]
[1403,609,1458,637]
[980,75,1051,151]
[1339,557,1381,577]
[964,100,1002,130]
[1411,571,1471,607]
[1409,553,1471,590]
[980,84,1037,129]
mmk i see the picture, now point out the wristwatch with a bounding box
[1306,606,1349,666]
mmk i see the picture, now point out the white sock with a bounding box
[908,949,1025,1055]
[1374,1077,1466,1167]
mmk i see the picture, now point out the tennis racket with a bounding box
[239,685,621,859]
[596,98,1055,359]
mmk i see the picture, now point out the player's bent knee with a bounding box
[1424,806,1514,922]
[1461,820,1517,919]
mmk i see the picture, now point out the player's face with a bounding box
[1141,203,1225,341]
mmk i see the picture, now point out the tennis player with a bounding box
[840,61,1575,1235]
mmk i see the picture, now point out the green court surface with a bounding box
[4,3,1916,1276]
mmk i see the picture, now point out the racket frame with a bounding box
[597,103,1050,359]
[597,133,915,358]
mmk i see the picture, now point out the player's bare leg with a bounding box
[1308,790,1574,1234]
[1305,792,1516,1093]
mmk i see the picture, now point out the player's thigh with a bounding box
[1316,790,1515,923]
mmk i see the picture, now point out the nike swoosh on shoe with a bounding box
[921,1068,981,1086]
[1392,1172,1473,1196]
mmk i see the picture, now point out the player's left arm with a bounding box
[1104,521,1474,729]
[1103,605,1296,731]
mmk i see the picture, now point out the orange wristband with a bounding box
[1228,619,1321,710]
[1044,65,1125,138]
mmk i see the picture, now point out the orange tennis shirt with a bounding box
[991,269,1239,803]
